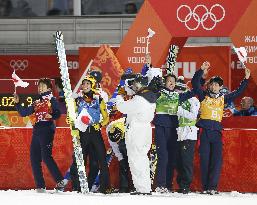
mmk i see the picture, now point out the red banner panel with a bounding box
[148,0,252,37]
[0,127,116,190]
[176,46,231,88]
[117,0,256,81]
[1,124,257,192]
[116,0,174,71]
[230,0,257,86]
[0,55,79,89]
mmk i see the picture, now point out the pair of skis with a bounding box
[55,31,89,194]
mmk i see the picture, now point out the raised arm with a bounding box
[191,62,210,101]
[141,53,152,76]
[225,68,250,103]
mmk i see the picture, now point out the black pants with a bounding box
[199,129,223,191]
[30,124,63,188]
[70,144,99,191]
[118,139,129,192]
[155,125,178,189]
[176,140,196,190]
[70,127,110,192]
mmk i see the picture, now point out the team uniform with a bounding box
[153,88,195,191]
[105,72,137,193]
[116,87,158,194]
[176,96,200,193]
[192,69,248,193]
[106,115,130,192]
[16,91,63,190]
[70,89,111,193]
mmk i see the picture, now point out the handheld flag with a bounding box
[234,47,247,68]
[12,71,29,93]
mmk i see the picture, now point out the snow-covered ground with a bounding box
[1,190,257,205]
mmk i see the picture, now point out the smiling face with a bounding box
[81,80,92,93]
[38,82,50,94]
[209,82,221,94]
[165,76,176,90]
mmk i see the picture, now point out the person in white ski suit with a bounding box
[115,75,157,194]
[175,76,200,194]
[106,74,138,193]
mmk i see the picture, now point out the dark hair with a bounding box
[164,73,177,83]
[209,76,223,86]
[38,78,52,89]
[54,77,63,90]
[125,3,137,14]
[90,70,102,83]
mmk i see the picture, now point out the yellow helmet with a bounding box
[82,75,97,90]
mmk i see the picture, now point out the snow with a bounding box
[1,190,257,205]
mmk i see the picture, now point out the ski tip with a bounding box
[55,31,63,40]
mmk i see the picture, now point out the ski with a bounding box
[54,31,89,194]
[149,144,158,185]
[166,45,179,74]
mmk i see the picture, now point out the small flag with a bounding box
[147,28,155,38]
[12,71,29,88]
[234,47,247,63]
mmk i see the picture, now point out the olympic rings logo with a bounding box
[9,59,29,71]
[177,4,225,31]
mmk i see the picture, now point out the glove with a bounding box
[108,128,123,143]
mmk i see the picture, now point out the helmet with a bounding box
[108,127,124,143]
[90,70,102,83]
[107,118,125,142]
[82,75,97,89]
[209,76,223,86]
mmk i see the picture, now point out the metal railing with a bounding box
[0,16,135,53]
[0,16,232,54]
